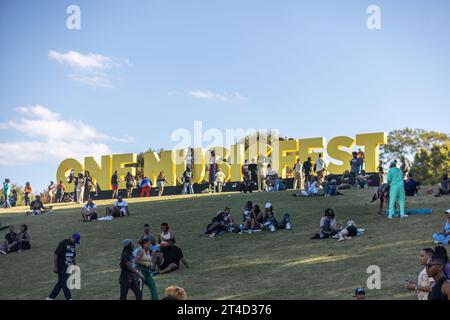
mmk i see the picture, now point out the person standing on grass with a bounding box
[349,152,359,187]
[24,182,32,206]
[314,154,327,187]
[401,156,411,180]
[139,176,152,197]
[357,148,365,173]
[181,167,194,195]
[56,180,65,203]
[111,170,119,199]
[208,150,217,193]
[3,178,11,208]
[293,159,304,190]
[156,171,168,197]
[47,233,81,300]
[125,172,135,198]
[74,173,85,204]
[257,154,268,192]
[426,255,450,300]
[303,157,313,190]
[119,239,144,300]
[83,171,93,201]
[387,161,407,219]
[214,168,226,193]
[405,248,435,300]
[134,238,158,300]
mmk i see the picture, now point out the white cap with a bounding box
[265,202,272,209]
[445,209,450,214]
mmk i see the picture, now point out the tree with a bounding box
[380,128,449,163]
[410,144,449,185]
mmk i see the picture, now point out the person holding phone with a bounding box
[405,248,435,300]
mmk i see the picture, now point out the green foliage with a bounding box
[381,128,449,163]
[410,144,449,185]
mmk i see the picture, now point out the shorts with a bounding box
[112,185,119,191]
[159,260,179,271]
[33,210,42,215]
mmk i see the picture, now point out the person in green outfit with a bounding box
[387,161,408,219]
[134,238,158,300]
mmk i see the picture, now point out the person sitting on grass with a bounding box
[0,225,17,255]
[338,171,352,190]
[26,195,52,215]
[153,239,189,274]
[311,208,337,239]
[158,223,176,245]
[405,248,435,300]
[323,179,342,197]
[3,224,31,254]
[332,220,358,242]
[134,238,158,300]
[433,209,450,245]
[205,211,229,237]
[371,183,390,215]
[98,207,114,221]
[436,173,449,197]
[113,196,130,217]
[259,202,292,231]
[81,198,98,222]
[404,174,420,196]
[426,255,450,300]
[355,171,370,189]
[141,224,156,245]
[242,204,262,233]
[162,286,188,300]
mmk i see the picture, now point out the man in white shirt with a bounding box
[257,155,268,192]
[314,153,327,187]
[214,168,226,193]
[293,159,304,190]
[113,196,129,217]
[405,248,435,300]
[81,198,97,221]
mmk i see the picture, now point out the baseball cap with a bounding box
[265,202,272,209]
[445,209,450,214]
[354,288,365,296]
[72,233,81,245]
[122,239,133,248]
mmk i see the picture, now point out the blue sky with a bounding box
[1,0,449,192]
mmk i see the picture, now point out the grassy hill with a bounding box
[0,188,448,300]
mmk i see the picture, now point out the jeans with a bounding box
[49,271,71,300]
[182,183,194,194]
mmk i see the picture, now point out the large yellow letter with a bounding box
[327,136,355,174]
[355,132,387,172]
[85,155,112,190]
[56,158,84,192]
[272,140,299,178]
[112,153,137,189]
[230,143,245,181]
[143,150,176,186]
[298,137,325,164]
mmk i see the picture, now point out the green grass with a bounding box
[0,188,448,300]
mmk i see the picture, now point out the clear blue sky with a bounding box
[1,0,449,192]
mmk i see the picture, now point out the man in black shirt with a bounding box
[47,233,80,300]
[0,225,17,255]
[119,239,144,300]
[156,239,189,274]
[303,157,313,186]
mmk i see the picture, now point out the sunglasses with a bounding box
[426,263,441,269]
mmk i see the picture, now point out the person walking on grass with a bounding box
[119,239,145,300]
[134,238,158,300]
[387,161,407,219]
[47,233,81,300]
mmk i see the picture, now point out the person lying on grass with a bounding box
[152,239,189,275]
[81,198,98,222]
[311,208,337,239]
[332,220,358,242]
[26,195,52,215]
[158,223,176,245]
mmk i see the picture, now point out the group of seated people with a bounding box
[81,196,130,222]
[310,208,363,241]
[0,224,31,255]
[293,176,344,197]
[204,201,293,237]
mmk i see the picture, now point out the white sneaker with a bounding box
[285,222,292,230]
[400,215,409,219]
[45,297,54,300]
